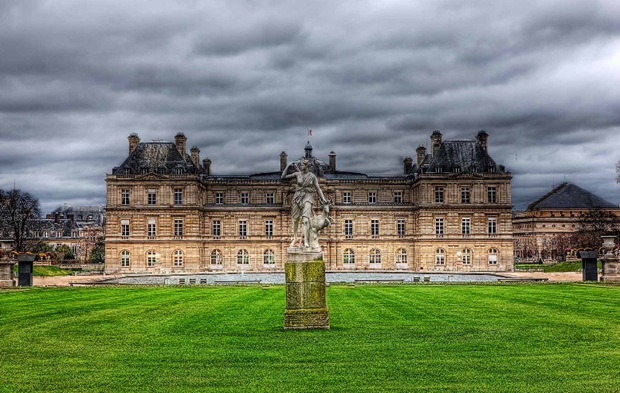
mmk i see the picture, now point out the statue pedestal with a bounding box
[601,256,620,282]
[0,260,16,287]
[284,250,330,330]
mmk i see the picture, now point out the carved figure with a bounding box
[281,159,328,249]
[308,203,332,251]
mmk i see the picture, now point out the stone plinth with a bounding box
[601,256,620,282]
[284,250,330,330]
[0,260,16,287]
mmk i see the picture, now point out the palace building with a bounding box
[104,131,513,273]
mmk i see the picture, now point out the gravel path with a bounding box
[27,271,584,286]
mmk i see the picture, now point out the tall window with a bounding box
[368,192,377,204]
[146,250,157,267]
[343,249,355,264]
[393,191,403,203]
[461,187,470,204]
[147,218,156,238]
[487,186,497,203]
[173,250,183,267]
[488,217,497,235]
[435,248,446,265]
[239,220,247,239]
[344,219,353,238]
[212,220,221,239]
[397,219,406,238]
[211,249,223,265]
[266,192,275,204]
[174,188,183,205]
[396,248,407,264]
[462,248,472,265]
[263,249,275,265]
[121,189,130,205]
[240,192,249,204]
[237,249,249,265]
[435,218,444,237]
[148,189,157,205]
[369,248,381,265]
[343,192,351,204]
[461,218,471,237]
[215,192,224,204]
[120,250,130,267]
[370,220,379,238]
[265,220,274,239]
[121,219,130,237]
[174,219,183,237]
[488,248,498,265]
[434,186,444,203]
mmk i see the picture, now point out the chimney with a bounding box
[476,130,489,151]
[329,151,336,171]
[202,158,211,176]
[280,151,288,172]
[403,157,413,174]
[175,132,187,157]
[431,130,442,156]
[416,145,426,168]
[128,133,140,154]
[190,146,200,168]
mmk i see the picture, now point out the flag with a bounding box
[308,129,312,136]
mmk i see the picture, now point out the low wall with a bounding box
[57,264,105,272]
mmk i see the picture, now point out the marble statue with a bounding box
[281,159,330,251]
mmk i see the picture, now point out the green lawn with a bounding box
[1,284,619,392]
[516,260,602,272]
[12,265,76,277]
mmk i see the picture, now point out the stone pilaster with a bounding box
[284,250,330,329]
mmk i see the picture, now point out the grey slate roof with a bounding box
[113,141,202,175]
[528,182,616,210]
[424,140,503,173]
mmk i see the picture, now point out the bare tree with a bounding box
[0,189,42,252]
[571,209,620,249]
[617,160,620,184]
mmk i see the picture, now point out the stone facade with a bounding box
[513,182,620,261]
[104,131,513,274]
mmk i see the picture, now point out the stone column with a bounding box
[284,249,330,329]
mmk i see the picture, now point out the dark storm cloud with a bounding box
[1,0,619,213]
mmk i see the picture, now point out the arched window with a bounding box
[462,248,472,265]
[343,248,355,264]
[488,248,498,265]
[263,249,275,265]
[173,250,183,267]
[237,249,250,265]
[369,248,381,265]
[120,250,130,267]
[146,250,157,267]
[396,248,407,264]
[210,249,223,265]
[435,248,445,265]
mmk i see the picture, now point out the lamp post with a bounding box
[600,235,620,282]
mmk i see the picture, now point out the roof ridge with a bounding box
[527,182,567,210]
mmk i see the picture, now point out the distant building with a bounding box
[513,182,620,261]
[104,131,513,273]
[34,205,105,261]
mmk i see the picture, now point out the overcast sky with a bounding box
[1,0,619,214]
